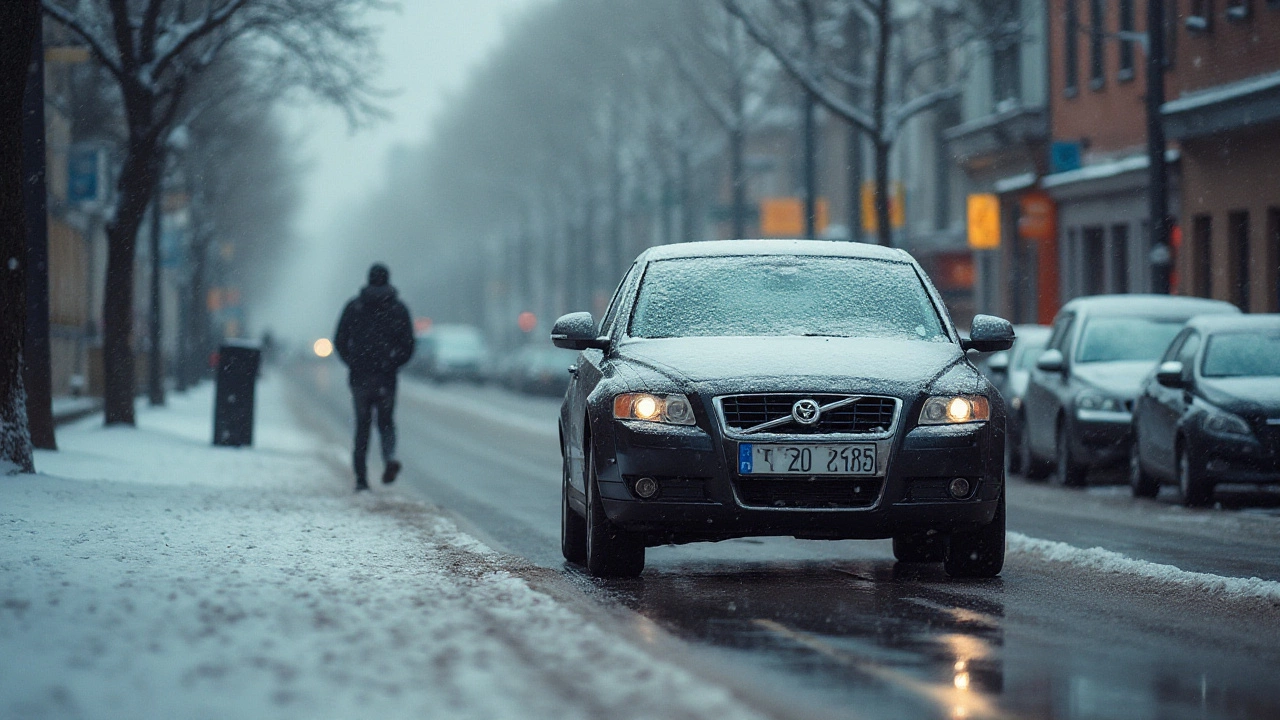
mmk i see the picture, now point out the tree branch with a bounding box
[887,85,960,136]
[151,0,251,81]
[41,1,126,82]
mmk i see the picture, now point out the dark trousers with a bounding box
[351,375,397,483]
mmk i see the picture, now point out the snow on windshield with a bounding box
[1075,317,1185,363]
[628,256,947,341]
[1202,332,1280,377]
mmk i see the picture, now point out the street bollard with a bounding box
[213,341,261,447]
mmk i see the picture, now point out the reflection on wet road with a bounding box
[292,366,1280,720]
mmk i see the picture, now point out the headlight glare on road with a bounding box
[613,393,698,426]
[919,396,990,425]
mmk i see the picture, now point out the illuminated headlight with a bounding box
[1077,393,1123,412]
[613,393,697,426]
[1203,410,1253,439]
[919,396,990,425]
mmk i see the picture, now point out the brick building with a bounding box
[1162,3,1280,312]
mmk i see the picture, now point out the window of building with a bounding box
[1193,215,1213,298]
[1229,210,1250,311]
[1118,0,1136,81]
[1269,208,1280,312]
[1110,224,1130,292]
[1164,1,1178,68]
[1188,0,1214,31]
[1226,0,1252,21]
[1089,0,1105,89]
[1082,226,1106,295]
[1065,0,1079,96]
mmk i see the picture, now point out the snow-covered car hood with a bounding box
[616,336,970,395]
[1197,377,1280,415]
[1071,361,1154,398]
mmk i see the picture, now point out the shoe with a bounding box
[355,480,370,493]
[382,460,402,485]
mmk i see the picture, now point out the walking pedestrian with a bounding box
[334,263,415,491]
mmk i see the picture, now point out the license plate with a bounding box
[737,443,877,476]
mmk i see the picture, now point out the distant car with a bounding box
[554,240,1013,578]
[416,324,489,382]
[1021,295,1239,486]
[982,325,1051,474]
[1130,314,1280,506]
[513,347,577,397]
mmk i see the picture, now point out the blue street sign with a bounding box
[67,146,100,203]
[1050,141,1083,174]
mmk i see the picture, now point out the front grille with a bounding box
[720,394,897,435]
[734,477,882,509]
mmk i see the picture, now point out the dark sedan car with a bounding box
[1131,314,1280,506]
[552,240,1013,578]
[982,325,1050,474]
[1021,295,1239,486]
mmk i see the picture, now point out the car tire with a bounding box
[1056,421,1088,487]
[1128,431,1159,499]
[943,488,1005,578]
[1021,416,1053,480]
[892,532,945,563]
[561,457,587,564]
[584,445,645,577]
[1178,444,1213,508]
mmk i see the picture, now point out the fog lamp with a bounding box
[634,476,659,499]
[948,477,971,499]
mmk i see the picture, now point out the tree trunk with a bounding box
[845,14,866,242]
[801,0,818,240]
[729,124,747,240]
[874,140,892,247]
[102,129,161,425]
[0,0,39,474]
[148,184,165,406]
[873,0,893,247]
[22,26,55,451]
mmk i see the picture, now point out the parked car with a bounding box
[415,324,489,382]
[1021,295,1239,486]
[1130,314,1280,506]
[553,240,1013,578]
[512,346,578,397]
[982,325,1051,473]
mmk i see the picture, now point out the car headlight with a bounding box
[919,396,990,425]
[1076,393,1124,412]
[1202,409,1253,439]
[613,393,697,426]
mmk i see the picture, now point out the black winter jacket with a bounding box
[334,285,415,380]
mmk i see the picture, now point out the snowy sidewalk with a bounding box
[0,376,764,720]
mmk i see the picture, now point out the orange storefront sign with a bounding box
[1018,191,1056,242]
[759,197,829,237]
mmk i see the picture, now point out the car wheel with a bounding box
[584,445,645,577]
[1128,431,1159,499]
[1056,421,1087,487]
[561,457,587,564]
[1021,416,1052,480]
[943,488,1005,578]
[892,532,945,563]
[1178,444,1213,508]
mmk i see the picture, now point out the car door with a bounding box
[1149,331,1201,476]
[1026,312,1076,458]
[1137,329,1188,476]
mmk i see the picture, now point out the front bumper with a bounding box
[1187,432,1280,485]
[1071,409,1133,467]
[593,418,1003,545]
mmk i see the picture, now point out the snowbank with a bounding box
[0,378,764,720]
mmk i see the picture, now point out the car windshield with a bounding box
[628,256,947,341]
[1075,317,1186,363]
[1202,332,1280,377]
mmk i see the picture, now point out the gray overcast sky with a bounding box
[266,0,538,341]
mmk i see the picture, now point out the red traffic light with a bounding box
[517,311,537,333]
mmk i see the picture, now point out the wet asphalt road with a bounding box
[292,364,1280,720]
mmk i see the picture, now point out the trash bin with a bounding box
[213,341,261,447]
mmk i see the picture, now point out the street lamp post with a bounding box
[1144,0,1172,294]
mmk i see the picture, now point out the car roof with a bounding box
[1186,313,1280,333]
[1059,294,1239,317]
[637,239,914,264]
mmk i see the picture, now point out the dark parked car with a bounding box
[1021,295,1239,486]
[1131,314,1280,506]
[983,325,1051,474]
[414,324,489,382]
[553,240,1013,578]
[512,346,578,397]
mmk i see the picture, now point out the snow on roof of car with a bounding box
[1186,313,1280,332]
[637,239,913,263]
[1059,294,1240,317]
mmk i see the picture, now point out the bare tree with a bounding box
[1,0,41,474]
[42,0,384,425]
[723,0,980,246]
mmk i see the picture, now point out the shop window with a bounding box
[1193,214,1212,298]
[1188,0,1214,31]
[1226,0,1252,21]
[1118,0,1136,81]
[1089,0,1105,89]
[1065,0,1080,96]
[1082,226,1106,295]
[1229,210,1250,310]
[1110,224,1130,293]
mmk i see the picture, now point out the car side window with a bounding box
[599,264,639,338]
[1161,329,1191,364]
[1177,332,1202,369]
[1048,313,1076,352]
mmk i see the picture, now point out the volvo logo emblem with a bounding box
[791,399,821,426]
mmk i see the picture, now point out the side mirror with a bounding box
[1155,360,1187,389]
[551,312,609,351]
[987,352,1011,374]
[1036,349,1066,374]
[963,314,1015,353]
